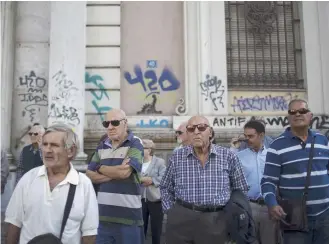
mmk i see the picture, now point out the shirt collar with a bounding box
[36,163,79,185]
[29,144,40,151]
[103,130,134,148]
[283,127,315,139]
[186,144,220,157]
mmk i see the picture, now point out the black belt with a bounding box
[176,199,224,212]
[250,198,265,205]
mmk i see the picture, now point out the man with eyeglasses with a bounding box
[15,123,45,185]
[160,115,248,244]
[174,122,190,150]
[261,99,329,244]
[86,109,144,244]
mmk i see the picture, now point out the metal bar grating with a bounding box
[225,1,304,89]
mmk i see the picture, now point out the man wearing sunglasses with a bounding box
[261,99,329,244]
[86,109,144,244]
[15,123,45,185]
[174,122,190,150]
[160,115,249,244]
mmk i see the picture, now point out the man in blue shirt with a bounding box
[261,99,329,244]
[237,120,280,244]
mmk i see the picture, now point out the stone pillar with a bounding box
[1,2,16,153]
[48,1,87,163]
[183,1,228,116]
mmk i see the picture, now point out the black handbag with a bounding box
[278,136,315,232]
[27,184,77,244]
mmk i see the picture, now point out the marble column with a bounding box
[1,2,15,154]
[47,1,87,164]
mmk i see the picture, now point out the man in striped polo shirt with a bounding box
[86,109,144,244]
[261,99,329,244]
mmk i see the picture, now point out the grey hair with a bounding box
[288,98,309,110]
[31,124,46,134]
[43,122,80,159]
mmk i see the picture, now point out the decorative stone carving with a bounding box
[175,98,187,115]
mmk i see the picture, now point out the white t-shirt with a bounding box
[5,164,99,244]
[142,161,151,174]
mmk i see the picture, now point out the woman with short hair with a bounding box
[141,139,166,244]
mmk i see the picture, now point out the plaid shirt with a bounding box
[160,144,249,211]
[16,145,42,184]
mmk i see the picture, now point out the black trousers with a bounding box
[142,198,163,244]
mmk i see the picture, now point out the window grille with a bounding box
[225,1,303,89]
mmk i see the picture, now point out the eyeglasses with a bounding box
[175,131,183,135]
[186,124,209,133]
[28,132,38,136]
[102,119,125,128]
[288,108,310,115]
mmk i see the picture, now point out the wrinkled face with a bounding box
[42,132,71,169]
[175,123,189,145]
[288,101,312,129]
[103,111,127,141]
[186,117,211,148]
[29,126,44,145]
[244,128,263,150]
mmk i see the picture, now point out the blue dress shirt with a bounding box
[237,147,267,200]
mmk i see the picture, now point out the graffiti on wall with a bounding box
[136,118,169,128]
[85,72,112,121]
[230,92,302,113]
[18,71,48,122]
[124,65,181,115]
[48,70,81,125]
[211,115,329,137]
[200,74,225,111]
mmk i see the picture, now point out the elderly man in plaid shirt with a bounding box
[160,116,249,244]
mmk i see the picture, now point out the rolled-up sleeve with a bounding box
[126,138,144,174]
[88,147,101,172]
[81,176,99,236]
[160,158,175,212]
[5,175,26,228]
[229,152,249,195]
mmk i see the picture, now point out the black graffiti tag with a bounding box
[48,103,80,125]
[200,75,225,111]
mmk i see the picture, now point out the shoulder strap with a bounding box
[59,183,77,240]
[304,136,316,196]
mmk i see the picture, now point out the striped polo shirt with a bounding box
[88,131,144,226]
[261,128,329,217]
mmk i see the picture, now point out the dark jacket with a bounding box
[224,190,258,244]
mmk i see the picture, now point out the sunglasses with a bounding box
[288,108,310,115]
[186,124,209,133]
[175,131,183,135]
[28,132,38,136]
[102,119,125,128]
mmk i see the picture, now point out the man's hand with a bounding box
[117,164,133,179]
[230,137,241,149]
[268,205,287,220]
[122,157,130,165]
[141,177,153,186]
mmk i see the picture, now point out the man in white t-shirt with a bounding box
[5,122,99,244]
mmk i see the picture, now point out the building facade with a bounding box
[1,1,329,178]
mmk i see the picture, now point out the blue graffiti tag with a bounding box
[136,119,169,128]
[124,65,180,97]
[147,60,157,69]
[85,72,111,120]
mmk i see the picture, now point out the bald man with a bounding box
[86,109,145,244]
[174,122,190,151]
[160,116,249,244]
